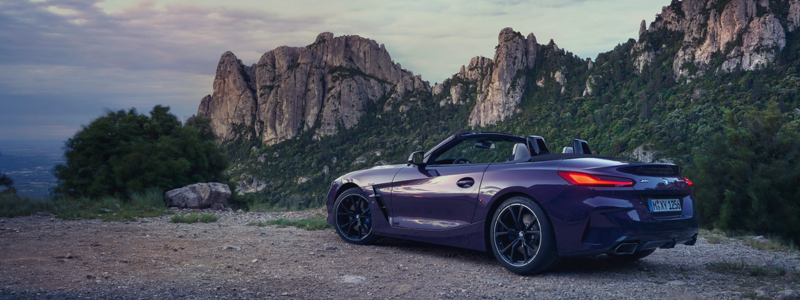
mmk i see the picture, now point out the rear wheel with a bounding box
[333,187,380,245]
[489,196,559,274]
[608,249,656,261]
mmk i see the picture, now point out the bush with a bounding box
[54,106,228,199]
[690,104,800,244]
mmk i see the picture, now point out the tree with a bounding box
[54,106,228,199]
[0,151,14,194]
[690,104,800,242]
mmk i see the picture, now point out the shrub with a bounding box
[690,105,800,244]
[54,106,228,199]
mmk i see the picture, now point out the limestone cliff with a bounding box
[434,28,540,127]
[197,52,257,142]
[197,33,430,144]
[468,28,539,127]
[633,0,800,80]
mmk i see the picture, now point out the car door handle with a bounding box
[456,178,475,188]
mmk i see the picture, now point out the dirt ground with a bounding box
[1,210,798,300]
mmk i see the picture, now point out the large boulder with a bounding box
[165,183,231,209]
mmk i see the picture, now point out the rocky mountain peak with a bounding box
[639,20,648,36]
[315,32,333,43]
[197,32,430,145]
[634,0,799,80]
[196,51,257,141]
[469,27,539,127]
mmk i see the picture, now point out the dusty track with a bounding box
[1,211,798,299]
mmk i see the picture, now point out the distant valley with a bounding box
[0,140,64,199]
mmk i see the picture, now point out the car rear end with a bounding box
[549,158,699,257]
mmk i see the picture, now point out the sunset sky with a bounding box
[0,0,667,141]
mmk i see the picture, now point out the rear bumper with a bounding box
[562,229,698,257]
[544,186,699,256]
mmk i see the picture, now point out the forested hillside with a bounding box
[214,0,800,242]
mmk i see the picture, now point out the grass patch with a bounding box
[701,229,724,244]
[707,260,788,277]
[706,235,723,244]
[742,236,797,252]
[0,188,169,222]
[247,214,330,230]
[701,228,798,252]
[199,213,218,223]
[171,213,218,224]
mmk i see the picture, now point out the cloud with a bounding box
[46,6,80,16]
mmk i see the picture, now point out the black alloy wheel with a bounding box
[490,196,558,274]
[333,187,380,245]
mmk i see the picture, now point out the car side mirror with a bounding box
[408,151,425,166]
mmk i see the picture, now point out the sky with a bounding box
[0,0,669,141]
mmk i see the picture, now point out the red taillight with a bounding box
[684,177,693,187]
[558,171,634,187]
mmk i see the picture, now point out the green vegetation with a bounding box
[692,105,800,243]
[248,215,330,230]
[701,228,798,251]
[54,105,228,199]
[0,106,230,223]
[707,260,788,277]
[171,213,218,223]
[0,188,169,221]
[199,213,219,223]
[742,236,798,252]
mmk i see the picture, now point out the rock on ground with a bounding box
[164,182,231,209]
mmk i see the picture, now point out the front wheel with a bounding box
[489,196,559,274]
[333,187,380,245]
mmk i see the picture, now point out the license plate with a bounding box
[649,199,681,212]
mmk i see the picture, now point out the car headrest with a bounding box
[512,143,530,161]
[562,147,573,153]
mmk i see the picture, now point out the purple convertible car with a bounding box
[326,132,698,274]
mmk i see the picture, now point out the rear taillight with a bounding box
[558,171,634,187]
[684,177,693,187]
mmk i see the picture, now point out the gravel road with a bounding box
[1,210,798,300]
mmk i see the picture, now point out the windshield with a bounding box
[434,138,521,164]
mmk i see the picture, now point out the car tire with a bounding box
[333,187,380,245]
[608,249,656,261]
[489,196,559,275]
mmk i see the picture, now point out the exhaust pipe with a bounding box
[613,243,638,255]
